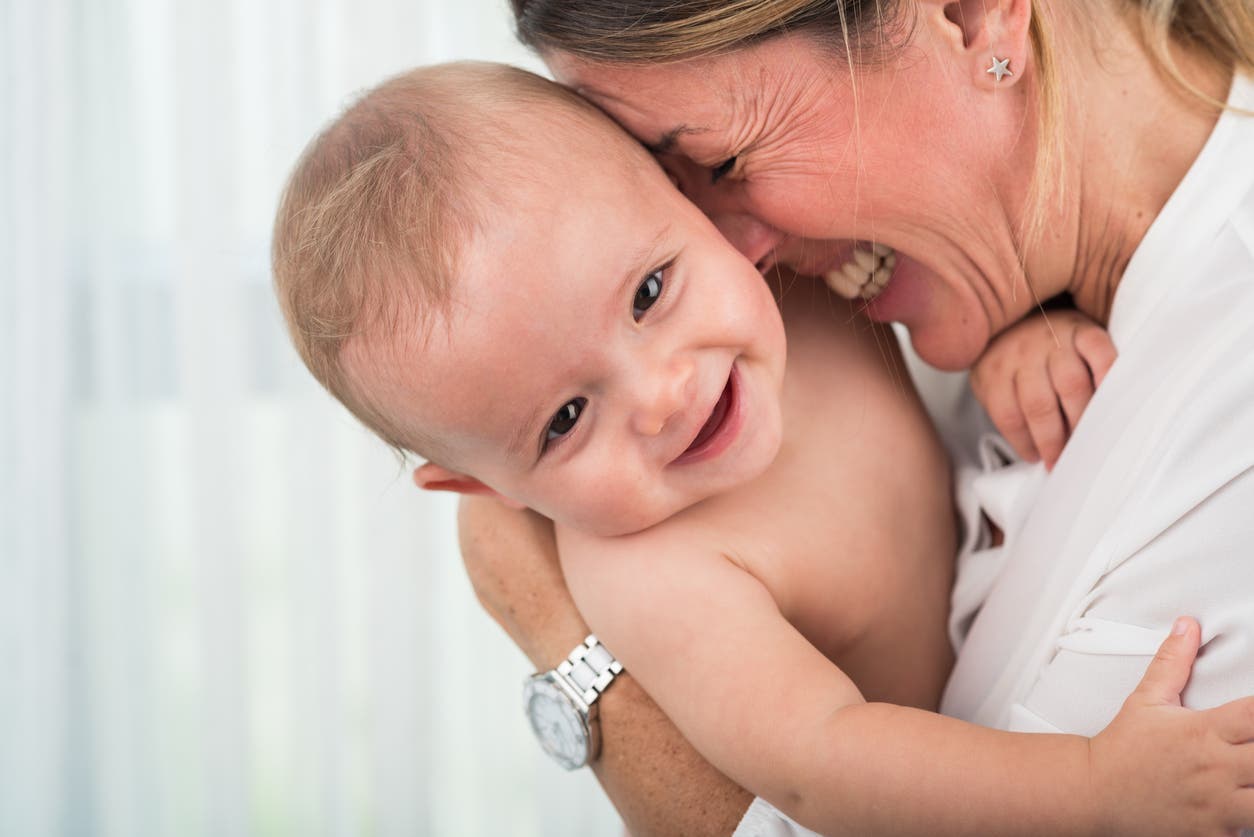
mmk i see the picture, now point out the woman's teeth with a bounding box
[824,245,896,300]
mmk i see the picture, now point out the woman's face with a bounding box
[547,27,1037,371]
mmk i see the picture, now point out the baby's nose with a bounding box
[630,356,696,437]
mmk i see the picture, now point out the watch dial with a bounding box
[524,679,588,770]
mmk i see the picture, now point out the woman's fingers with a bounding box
[1015,363,1067,469]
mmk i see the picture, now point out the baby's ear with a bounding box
[411,463,526,509]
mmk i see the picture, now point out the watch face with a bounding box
[524,677,589,770]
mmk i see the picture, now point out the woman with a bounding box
[458,1,1254,833]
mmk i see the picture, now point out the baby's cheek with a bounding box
[620,485,676,533]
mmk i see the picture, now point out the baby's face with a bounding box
[360,133,787,536]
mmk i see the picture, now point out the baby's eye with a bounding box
[546,398,586,444]
[633,270,664,321]
[710,156,737,185]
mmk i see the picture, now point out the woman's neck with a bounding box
[1020,5,1232,325]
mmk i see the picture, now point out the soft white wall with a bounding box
[1,1,620,834]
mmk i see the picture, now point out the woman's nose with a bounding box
[630,355,697,437]
[706,212,784,271]
[663,158,784,269]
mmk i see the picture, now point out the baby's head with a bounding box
[273,62,786,536]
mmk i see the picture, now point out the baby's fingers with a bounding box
[1075,323,1118,387]
[1209,696,1254,745]
[1238,744,1254,786]
[1015,365,1067,469]
[1228,788,1254,834]
[1047,349,1096,436]
[1132,616,1200,707]
[972,370,1039,463]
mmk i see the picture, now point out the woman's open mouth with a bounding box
[674,366,741,465]
[823,243,896,301]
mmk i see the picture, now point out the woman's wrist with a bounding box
[456,495,754,835]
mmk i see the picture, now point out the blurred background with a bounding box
[2,0,620,833]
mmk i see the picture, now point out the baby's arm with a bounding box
[560,528,1254,836]
[970,308,1117,469]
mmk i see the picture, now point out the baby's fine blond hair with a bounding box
[272,62,615,457]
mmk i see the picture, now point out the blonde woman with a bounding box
[458,1,1254,833]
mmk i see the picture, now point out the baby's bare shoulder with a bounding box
[556,509,748,584]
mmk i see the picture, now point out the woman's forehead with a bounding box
[552,67,721,149]
[547,38,815,141]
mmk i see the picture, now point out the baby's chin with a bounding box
[545,413,785,538]
[557,501,694,540]
[556,468,775,539]
[539,486,708,539]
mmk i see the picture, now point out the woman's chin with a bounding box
[906,326,987,372]
[866,255,990,371]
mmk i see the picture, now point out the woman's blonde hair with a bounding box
[1134,1,1254,103]
[512,0,1254,251]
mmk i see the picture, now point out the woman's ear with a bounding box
[412,463,527,509]
[924,0,1033,90]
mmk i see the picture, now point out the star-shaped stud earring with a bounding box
[986,56,1013,83]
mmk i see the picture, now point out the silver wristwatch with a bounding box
[523,634,623,770]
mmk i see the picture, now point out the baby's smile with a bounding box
[673,364,740,465]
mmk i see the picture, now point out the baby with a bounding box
[272,62,1254,835]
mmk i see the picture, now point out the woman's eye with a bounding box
[633,270,664,321]
[710,156,737,184]
[546,398,586,444]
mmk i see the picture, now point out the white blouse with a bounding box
[942,71,1254,734]
[735,72,1254,836]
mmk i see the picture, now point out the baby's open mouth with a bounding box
[824,243,896,301]
[677,370,736,462]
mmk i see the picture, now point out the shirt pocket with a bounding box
[1055,617,1168,657]
[1015,617,1170,736]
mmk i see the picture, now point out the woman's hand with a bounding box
[1089,616,1254,835]
[970,308,1117,469]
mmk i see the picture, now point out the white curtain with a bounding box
[2,1,619,834]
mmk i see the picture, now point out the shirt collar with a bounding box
[1108,71,1254,346]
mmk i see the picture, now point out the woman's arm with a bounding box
[457,496,753,836]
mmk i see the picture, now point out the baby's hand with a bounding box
[969,308,1117,469]
[1089,617,1254,835]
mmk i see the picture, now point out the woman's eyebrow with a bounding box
[647,125,709,155]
